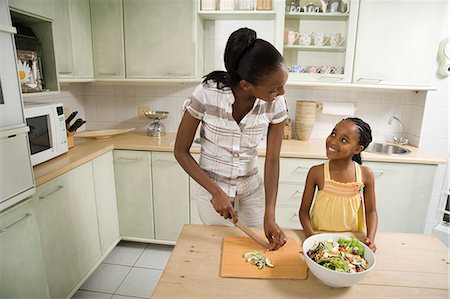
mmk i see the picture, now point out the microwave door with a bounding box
[0,127,35,212]
[26,113,55,166]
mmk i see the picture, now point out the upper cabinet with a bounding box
[90,0,125,78]
[8,0,54,20]
[283,0,359,84]
[352,0,446,88]
[123,0,197,79]
[53,0,94,80]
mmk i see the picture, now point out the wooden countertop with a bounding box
[33,131,445,186]
[151,224,449,299]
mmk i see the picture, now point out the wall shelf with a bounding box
[284,45,346,52]
[285,12,349,21]
[198,10,276,20]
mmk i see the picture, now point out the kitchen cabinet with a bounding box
[152,152,190,241]
[0,199,50,299]
[89,0,125,78]
[32,162,101,298]
[189,154,203,225]
[365,161,437,233]
[352,0,446,88]
[8,0,54,20]
[114,150,155,240]
[53,0,94,80]
[283,0,359,83]
[92,152,120,255]
[123,0,197,78]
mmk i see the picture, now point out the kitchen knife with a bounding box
[68,118,85,132]
[65,111,78,127]
[233,219,268,249]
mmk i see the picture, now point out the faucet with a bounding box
[388,116,408,145]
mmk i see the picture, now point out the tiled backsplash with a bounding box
[34,83,425,147]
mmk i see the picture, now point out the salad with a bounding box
[307,236,369,273]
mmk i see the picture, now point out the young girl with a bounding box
[299,117,378,252]
[174,28,289,250]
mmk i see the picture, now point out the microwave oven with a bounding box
[23,102,68,166]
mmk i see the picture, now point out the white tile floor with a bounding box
[72,241,173,299]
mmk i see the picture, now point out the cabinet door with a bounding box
[0,200,50,299]
[90,0,125,78]
[365,162,437,233]
[152,152,189,241]
[53,0,74,76]
[8,0,54,19]
[93,152,120,255]
[353,0,446,87]
[33,162,101,298]
[123,0,196,78]
[114,150,154,239]
[189,154,202,224]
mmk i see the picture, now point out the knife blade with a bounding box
[65,111,78,127]
[233,219,268,249]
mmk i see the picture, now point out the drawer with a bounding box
[279,158,323,183]
[277,182,304,207]
[276,206,302,230]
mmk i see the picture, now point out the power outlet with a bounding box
[138,105,150,119]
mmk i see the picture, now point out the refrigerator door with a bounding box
[0,29,26,131]
[0,126,35,211]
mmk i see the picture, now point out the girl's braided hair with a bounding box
[203,27,284,89]
[344,117,372,164]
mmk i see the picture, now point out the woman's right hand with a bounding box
[210,192,237,222]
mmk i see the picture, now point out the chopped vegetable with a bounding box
[307,236,369,273]
[242,250,274,270]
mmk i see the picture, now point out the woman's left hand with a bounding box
[264,221,287,251]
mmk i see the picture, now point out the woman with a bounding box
[174,28,289,250]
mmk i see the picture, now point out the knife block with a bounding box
[67,132,75,149]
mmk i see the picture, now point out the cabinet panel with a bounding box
[93,152,120,255]
[33,162,101,298]
[8,0,54,20]
[53,0,74,75]
[189,154,202,224]
[365,161,437,233]
[90,0,125,78]
[114,150,154,239]
[353,0,446,87]
[152,152,190,241]
[279,157,323,183]
[123,0,196,78]
[0,199,50,299]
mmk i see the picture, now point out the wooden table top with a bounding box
[151,224,449,299]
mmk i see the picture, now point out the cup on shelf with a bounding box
[329,33,345,47]
[312,32,329,46]
[289,64,306,73]
[307,66,321,74]
[329,1,340,12]
[298,32,313,46]
[201,0,216,10]
[285,30,300,45]
[219,0,234,10]
[238,0,254,10]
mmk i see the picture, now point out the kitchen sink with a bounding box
[365,143,411,155]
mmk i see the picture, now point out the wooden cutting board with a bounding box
[221,237,307,279]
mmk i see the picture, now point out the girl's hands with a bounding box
[210,193,237,222]
[364,238,377,252]
[264,220,287,251]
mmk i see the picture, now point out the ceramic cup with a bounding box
[329,1,340,12]
[312,32,329,46]
[289,64,306,73]
[319,66,335,74]
[298,33,312,46]
[219,0,234,10]
[329,33,345,47]
[307,66,321,74]
[285,31,300,45]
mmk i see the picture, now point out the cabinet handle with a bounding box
[0,213,32,234]
[98,72,120,75]
[356,78,382,84]
[441,209,450,216]
[373,170,385,178]
[58,71,73,75]
[293,166,309,173]
[152,159,178,166]
[318,76,344,82]
[115,157,142,163]
[39,185,64,199]
[289,190,302,198]
[289,211,299,220]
